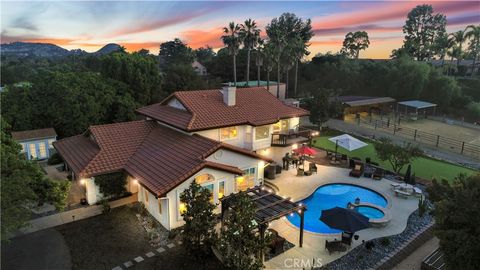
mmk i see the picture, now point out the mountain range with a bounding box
[0,42,123,57]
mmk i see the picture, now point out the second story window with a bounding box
[220,126,238,140]
[255,125,270,140]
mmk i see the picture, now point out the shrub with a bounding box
[380,238,391,246]
[47,152,63,165]
[94,172,127,199]
[100,199,111,213]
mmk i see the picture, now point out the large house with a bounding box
[54,86,309,230]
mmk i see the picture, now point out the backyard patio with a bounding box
[262,163,420,269]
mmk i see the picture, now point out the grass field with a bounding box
[312,135,477,183]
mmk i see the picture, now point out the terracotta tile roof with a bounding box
[11,128,57,141]
[54,120,270,196]
[52,135,99,176]
[136,87,309,131]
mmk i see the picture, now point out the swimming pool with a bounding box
[355,206,385,219]
[287,183,388,234]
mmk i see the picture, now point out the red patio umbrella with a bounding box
[293,145,317,156]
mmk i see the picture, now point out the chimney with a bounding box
[222,85,236,106]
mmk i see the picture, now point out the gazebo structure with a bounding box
[220,186,307,248]
[396,100,437,119]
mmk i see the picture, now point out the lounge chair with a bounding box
[268,229,286,255]
[394,188,413,198]
[349,163,364,178]
[325,239,347,254]
[363,166,374,178]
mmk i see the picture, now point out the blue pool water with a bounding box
[287,184,387,234]
[355,206,385,219]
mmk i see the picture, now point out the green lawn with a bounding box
[312,135,477,183]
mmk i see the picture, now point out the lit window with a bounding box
[20,143,26,153]
[179,201,187,215]
[144,189,149,204]
[29,144,37,159]
[255,125,270,140]
[195,174,214,185]
[219,181,225,199]
[38,143,47,158]
[236,168,256,191]
[273,120,289,133]
[220,126,238,140]
[48,139,55,148]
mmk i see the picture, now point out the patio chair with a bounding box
[363,166,374,178]
[268,229,286,256]
[349,163,364,178]
[308,163,318,174]
[325,239,347,254]
[297,168,304,176]
[372,168,384,180]
[341,232,353,246]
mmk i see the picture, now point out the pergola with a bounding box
[220,186,307,248]
[397,100,437,117]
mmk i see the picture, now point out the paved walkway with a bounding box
[264,164,419,269]
[327,119,480,169]
[16,194,137,236]
[392,237,439,270]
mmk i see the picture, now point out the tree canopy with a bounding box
[340,31,370,59]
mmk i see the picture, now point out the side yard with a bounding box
[312,133,477,182]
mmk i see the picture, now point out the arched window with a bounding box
[195,174,215,185]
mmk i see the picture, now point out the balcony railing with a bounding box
[271,129,312,146]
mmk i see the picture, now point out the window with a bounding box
[204,184,214,203]
[255,125,270,140]
[179,199,187,215]
[220,126,238,140]
[48,139,55,148]
[144,189,149,204]
[236,168,256,191]
[219,181,225,199]
[158,199,162,214]
[20,143,26,153]
[195,174,215,202]
[273,119,289,133]
[38,143,47,158]
[29,144,37,159]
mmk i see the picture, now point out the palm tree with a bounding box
[222,22,242,86]
[254,39,264,87]
[465,25,480,76]
[266,22,287,98]
[262,42,276,91]
[281,45,296,97]
[449,30,467,69]
[291,37,309,97]
[239,19,261,87]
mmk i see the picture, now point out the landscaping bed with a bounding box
[318,206,434,270]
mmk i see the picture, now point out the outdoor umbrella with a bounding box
[320,207,370,233]
[328,134,368,157]
[293,145,317,156]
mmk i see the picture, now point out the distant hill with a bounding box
[94,43,123,55]
[0,42,122,57]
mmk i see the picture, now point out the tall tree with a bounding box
[449,30,467,69]
[266,19,287,97]
[465,25,480,76]
[433,32,452,70]
[194,46,216,65]
[254,40,264,87]
[304,88,342,130]
[340,31,370,59]
[401,4,447,61]
[180,181,217,258]
[222,22,242,86]
[374,137,422,173]
[262,42,276,90]
[427,174,480,270]
[239,19,261,86]
[159,38,194,67]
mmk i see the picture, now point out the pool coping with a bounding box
[282,180,393,236]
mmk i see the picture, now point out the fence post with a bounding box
[393,124,396,135]
[387,118,390,128]
[461,142,465,154]
[357,117,360,126]
[436,135,440,147]
[375,120,377,130]
[414,130,417,141]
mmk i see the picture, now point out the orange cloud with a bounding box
[181,28,224,49]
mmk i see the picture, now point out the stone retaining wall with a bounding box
[372,221,435,270]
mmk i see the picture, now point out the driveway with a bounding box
[1,228,71,270]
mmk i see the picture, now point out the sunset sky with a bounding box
[1,1,479,59]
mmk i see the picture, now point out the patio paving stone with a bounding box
[167,243,175,248]
[156,247,165,253]
[134,256,144,263]
[123,261,133,268]
[146,252,155,258]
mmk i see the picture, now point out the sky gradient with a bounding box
[2,1,479,59]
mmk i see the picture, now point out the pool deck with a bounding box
[264,163,419,269]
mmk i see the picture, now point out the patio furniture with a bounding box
[341,154,348,163]
[341,231,353,246]
[265,165,276,180]
[372,168,384,180]
[275,165,282,174]
[363,166,374,178]
[349,157,361,168]
[349,163,364,178]
[304,170,313,176]
[320,207,370,233]
[325,239,347,254]
[268,229,286,256]
[297,168,304,176]
[394,188,413,198]
[308,163,318,174]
